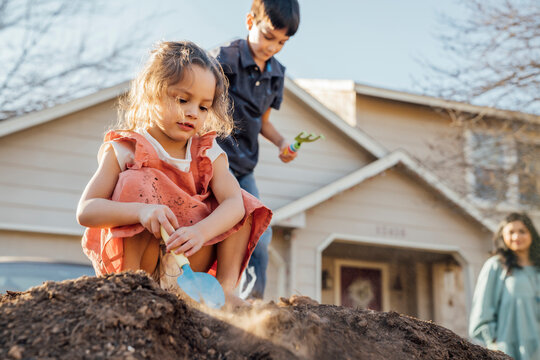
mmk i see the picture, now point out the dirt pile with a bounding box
[1,272,510,360]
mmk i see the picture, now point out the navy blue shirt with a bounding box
[210,39,285,176]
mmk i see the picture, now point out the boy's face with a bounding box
[246,13,290,64]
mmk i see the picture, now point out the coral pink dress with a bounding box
[82,130,272,287]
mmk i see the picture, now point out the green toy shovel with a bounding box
[281,131,325,156]
[160,227,225,309]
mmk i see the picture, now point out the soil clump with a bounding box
[0,272,511,359]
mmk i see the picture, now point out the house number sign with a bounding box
[375,224,406,238]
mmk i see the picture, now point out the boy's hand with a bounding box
[279,142,297,163]
[138,204,179,240]
[165,225,206,257]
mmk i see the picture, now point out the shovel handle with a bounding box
[160,226,190,268]
[281,132,324,156]
[281,142,301,156]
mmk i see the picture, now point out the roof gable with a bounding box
[284,78,386,158]
[0,78,389,160]
[354,83,540,124]
[272,149,497,232]
[0,82,129,139]
[296,78,540,124]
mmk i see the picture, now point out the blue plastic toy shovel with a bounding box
[160,227,225,309]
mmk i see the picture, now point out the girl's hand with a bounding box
[165,226,206,257]
[138,204,179,239]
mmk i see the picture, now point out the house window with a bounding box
[467,132,510,202]
[466,130,540,208]
[516,142,540,206]
[472,167,508,202]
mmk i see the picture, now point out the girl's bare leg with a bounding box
[216,216,253,307]
[122,231,160,274]
[186,242,216,272]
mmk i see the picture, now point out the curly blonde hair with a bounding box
[116,41,233,137]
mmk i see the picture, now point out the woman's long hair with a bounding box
[493,212,540,272]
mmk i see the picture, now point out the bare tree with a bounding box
[420,0,540,115]
[0,0,151,120]
[411,0,540,216]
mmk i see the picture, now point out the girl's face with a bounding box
[502,220,533,254]
[246,14,289,65]
[150,65,216,146]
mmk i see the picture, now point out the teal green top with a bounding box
[469,256,540,360]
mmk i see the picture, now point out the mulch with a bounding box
[0,271,511,359]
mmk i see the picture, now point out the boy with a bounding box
[211,0,300,299]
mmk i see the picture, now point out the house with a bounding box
[295,78,540,220]
[2,77,536,337]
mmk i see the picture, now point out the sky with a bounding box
[1,0,466,117]
[101,0,463,95]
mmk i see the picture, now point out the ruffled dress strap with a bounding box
[104,130,158,169]
[189,131,216,195]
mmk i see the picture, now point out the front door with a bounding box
[335,259,389,311]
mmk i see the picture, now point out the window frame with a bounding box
[464,128,539,211]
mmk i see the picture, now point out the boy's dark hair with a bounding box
[493,212,540,272]
[251,0,300,36]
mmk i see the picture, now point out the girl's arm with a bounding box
[76,145,178,239]
[165,153,245,256]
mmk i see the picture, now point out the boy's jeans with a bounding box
[236,172,271,299]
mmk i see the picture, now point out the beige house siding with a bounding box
[0,82,373,265]
[354,95,540,223]
[0,230,87,262]
[264,228,291,299]
[355,95,469,196]
[294,79,357,126]
[296,79,540,223]
[0,100,116,262]
[281,167,491,336]
[256,89,372,210]
[355,96,450,152]
[297,169,490,252]
[296,80,470,204]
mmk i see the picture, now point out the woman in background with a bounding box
[469,212,540,360]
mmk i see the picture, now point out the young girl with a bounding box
[469,212,540,360]
[77,41,272,306]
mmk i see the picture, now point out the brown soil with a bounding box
[1,272,510,360]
